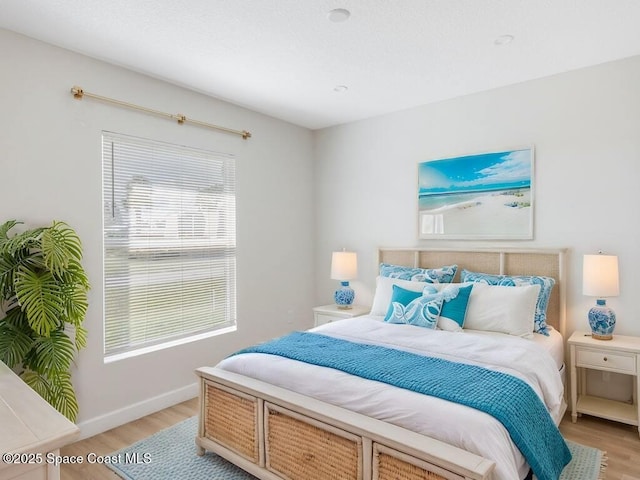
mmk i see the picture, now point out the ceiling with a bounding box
[2,1,640,130]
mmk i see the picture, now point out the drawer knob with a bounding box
[603,357,608,362]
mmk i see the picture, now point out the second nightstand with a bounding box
[313,304,370,327]
[568,330,640,437]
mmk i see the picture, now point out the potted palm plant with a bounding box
[0,220,90,421]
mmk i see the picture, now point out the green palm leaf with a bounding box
[14,267,63,337]
[73,325,88,350]
[31,330,75,374]
[59,259,90,289]
[0,252,21,299]
[41,221,83,276]
[21,369,50,398]
[20,370,79,421]
[0,220,21,253]
[3,227,45,256]
[0,220,20,240]
[0,314,33,368]
[2,306,29,328]
[48,371,79,421]
[62,283,89,326]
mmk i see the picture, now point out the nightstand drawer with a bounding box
[313,304,370,327]
[576,348,636,373]
[316,313,340,325]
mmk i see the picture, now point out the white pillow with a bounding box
[370,276,431,316]
[463,283,541,338]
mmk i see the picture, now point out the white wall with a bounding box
[0,29,316,436]
[314,55,640,340]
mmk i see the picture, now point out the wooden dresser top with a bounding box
[0,361,79,456]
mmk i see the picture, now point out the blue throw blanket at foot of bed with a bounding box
[233,331,571,480]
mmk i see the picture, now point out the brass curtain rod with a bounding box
[70,86,251,139]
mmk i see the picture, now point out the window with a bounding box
[102,132,236,359]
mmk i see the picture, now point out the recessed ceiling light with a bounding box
[494,34,514,46]
[328,8,351,23]
[333,85,348,93]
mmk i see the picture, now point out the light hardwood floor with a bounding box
[60,398,198,480]
[559,413,640,480]
[61,398,640,480]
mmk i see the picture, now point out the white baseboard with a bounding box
[76,382,199,440]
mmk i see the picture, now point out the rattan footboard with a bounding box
[374,443,454,480]
[196,368,494,480]
[266,403,363,480]
[203,382,259,463]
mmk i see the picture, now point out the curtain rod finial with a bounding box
[71,86,84,99]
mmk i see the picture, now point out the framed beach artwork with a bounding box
[418,147,534,239]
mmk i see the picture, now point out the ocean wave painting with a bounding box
[418,147,534,239]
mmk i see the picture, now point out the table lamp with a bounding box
[582,253,619,340]
[331,250,357,309]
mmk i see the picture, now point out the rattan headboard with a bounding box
[378,248,567,337]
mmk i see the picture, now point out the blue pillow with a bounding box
[379,263,457,283]
[384,284,423,321]
[460,270,555,335]
[422,283,473,331]
[439,284,474,329]
[386,293,443,329]
[384,283,472,330]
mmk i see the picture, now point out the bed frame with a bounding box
[196,247,567,480]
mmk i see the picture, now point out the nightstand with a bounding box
[312,304,370,327]
[568,330,640,436]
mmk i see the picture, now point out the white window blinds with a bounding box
[102,132,236,358]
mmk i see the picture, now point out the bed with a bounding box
[196,248,569,480]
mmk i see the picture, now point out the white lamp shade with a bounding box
[331,251,357,280]
[582,254,619,297]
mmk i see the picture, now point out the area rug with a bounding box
[106,416,606,480]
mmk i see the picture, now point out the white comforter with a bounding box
[217,316,566,480]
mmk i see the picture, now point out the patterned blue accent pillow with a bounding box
[386,293,443,329]
[460,270,555,335]
[379,263,457,283]
[384,284,423,321]
[384,283,472,330]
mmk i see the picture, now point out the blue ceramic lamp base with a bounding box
[588,299,616,340]
[334,281,355,309]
